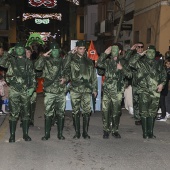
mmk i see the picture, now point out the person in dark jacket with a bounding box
[157,58,170,121]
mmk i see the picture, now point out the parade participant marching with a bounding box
[64,40,97,139]
[34,42,67,140]
[126,42,145,125]
[25,47,37,126]
[97,43,130,139]
[128,45,167,139]
[0,42,36,143]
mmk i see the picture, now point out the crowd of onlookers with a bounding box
[0,46,9,115]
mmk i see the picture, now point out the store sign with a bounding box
[121,24,132,30]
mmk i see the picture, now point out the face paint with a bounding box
[15,47,25,56]
[146,49,155,60]
[51,49,59,58]
[111,46,119,58]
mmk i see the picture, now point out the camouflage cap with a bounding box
[15,42,25,48]
[147,45,156,51]
[49,42,59,49]
[76,40,86,47]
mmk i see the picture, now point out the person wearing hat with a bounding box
[34,42,67,140]
[128,45,167,139]
[97,43,130,139]
[125,42,145,126]
[19,46,37,127]
[64,40,98,139]
[0,42,36,143]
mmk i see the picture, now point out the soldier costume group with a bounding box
[0,36,167,142]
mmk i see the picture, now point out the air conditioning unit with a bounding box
[100,20,112,34]
[95,21,100,36]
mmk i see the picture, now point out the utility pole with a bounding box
[114,0,126,43]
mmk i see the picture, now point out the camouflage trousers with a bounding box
[132,86,140,120]
[102,91,123,132]
[139,91,160,117]
[70,91,91,116]
[20,92,37,123]
[9,88,31,121]
[30,92,37,123]
[44,92,66,118]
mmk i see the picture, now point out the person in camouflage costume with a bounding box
[97,43,130,139]
[64,40,97,139]
[25,47,38,126]
[125,42,145,125]
[127,45,167,139]
[20,47,37,127]
[0,42,36,143]
[34,42,67,140]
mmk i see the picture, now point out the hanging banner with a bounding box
[88,40,99,61]
[23,13,62,21]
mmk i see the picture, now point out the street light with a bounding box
[66,0,79,5]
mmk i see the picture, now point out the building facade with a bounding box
[134,0,170,54]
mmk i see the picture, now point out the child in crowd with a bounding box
[0,74,7,115]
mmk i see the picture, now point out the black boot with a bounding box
[22,120,32,141]
[112,132,121,138]
[135,120,141,125]
[112,116,121,138]
[103,131,109,139]
[82,114,90,139]
[72,114,80,139]
[141,117,148,139]
[57,116,65,140]
[42,116,52,140]
[147,116,156,139]
[9,121,17,143]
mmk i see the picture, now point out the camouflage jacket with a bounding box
[64,53,97,93]
[128,52,167,93]
[0,52,36,92]
[34,56,66,94]
[125,49,144,87]
[97,53,130,93]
